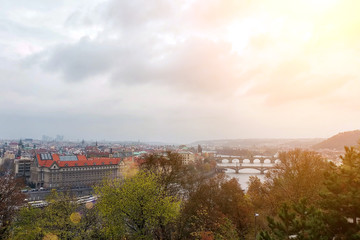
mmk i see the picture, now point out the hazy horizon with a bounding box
[0,134,329,145]
[1,0,360,143]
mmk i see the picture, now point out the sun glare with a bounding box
[226,0,344,54]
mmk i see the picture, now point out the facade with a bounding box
[4,151,15,160]
[14,157,32,180]
[30,153,123,188]
[178,151,195,165]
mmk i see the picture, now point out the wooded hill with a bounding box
[313,130,360,150]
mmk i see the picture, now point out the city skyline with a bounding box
[1,0,360,143]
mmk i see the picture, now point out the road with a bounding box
[25,187,94,201]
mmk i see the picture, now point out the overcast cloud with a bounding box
[1,0,360,143]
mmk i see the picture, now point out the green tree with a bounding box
[258,200,330,240]
[320,146,360,239]
[9,190,104,240]
[8,207,44,240]
[95,171,181,240]
[41,190,79,239]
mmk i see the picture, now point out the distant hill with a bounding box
[313,130,360,150]
[190,138,323,148]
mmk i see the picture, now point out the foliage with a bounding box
[0,174,25,238]
[320,146,360,239]
[9,190,103,240]
[256,147,360,239]
[180,174,250,239]
[139,152,249,239]
[139,151,204,198]
[10,148,360,240]
[9,207,44,240]
[247,149,330,216]
[258,200,331,240]
[95,171,181,240]
[247,176,263,208]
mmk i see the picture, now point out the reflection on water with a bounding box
[217,162,272,191]
[224,169,265,192]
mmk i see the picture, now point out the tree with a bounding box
[258,200,330,240]
[320,146,360,239]
[0,174,25,237]
[40,190,84,239]
[179,174,250,239]
[247,150,329,216]
[9,190,104,240]
[8,207,43,240]
[139,151,204,198]
[247,176,264,210]
[95,171,181,240]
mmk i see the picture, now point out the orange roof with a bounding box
[36,154,121,168]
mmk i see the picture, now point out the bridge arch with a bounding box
[264,159,271,164]
[221,159,229,164]
[243,159,250,164]
[253,159,260,164]
[216,164,274,174]
[237,167,268,174]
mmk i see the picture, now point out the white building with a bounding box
[178,151,195,165]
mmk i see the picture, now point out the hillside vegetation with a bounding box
[313,130,360,150]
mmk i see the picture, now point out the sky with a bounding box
[1,0,360,143]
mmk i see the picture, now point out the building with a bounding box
[55,135,64,142]
[4,151,15,160]
[178,151,195,165]
[30,153,123,189]
[202,151,216,159]
[14,157,32,181]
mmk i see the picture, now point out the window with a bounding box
[59,155,78,161]
[40,153,52,160]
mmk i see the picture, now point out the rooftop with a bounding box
[36,153,122,168]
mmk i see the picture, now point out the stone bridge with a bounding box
[214,156,278,164]
[216,163,275,174]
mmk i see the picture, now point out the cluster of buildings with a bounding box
[0,138,212,190]
[0,139,139,189]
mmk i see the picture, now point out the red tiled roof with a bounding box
[36,154,121,168]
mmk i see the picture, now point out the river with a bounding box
[217,161,271,191]
[224,169,265,192]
